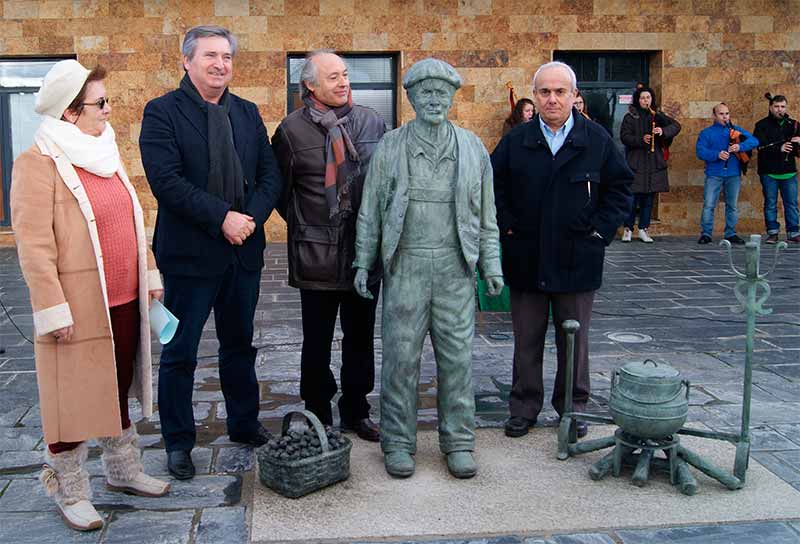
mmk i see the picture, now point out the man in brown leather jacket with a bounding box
[272,50,386,441]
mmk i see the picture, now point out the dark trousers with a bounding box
[159,262,261,452]
[508,288,595,421]
[49,299,140,454]
[299,285,379,425]
[625,192,655,230]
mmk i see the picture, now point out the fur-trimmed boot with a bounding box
[40,442,104,531]
[97,423,170,497]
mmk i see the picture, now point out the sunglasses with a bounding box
[81,97,110,109]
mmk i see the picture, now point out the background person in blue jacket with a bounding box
[695,103,759,244]
[491,62,633,440]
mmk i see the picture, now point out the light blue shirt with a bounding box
[539,112,574,155]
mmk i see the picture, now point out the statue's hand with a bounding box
[486,276,505,296]
[353,268,374,299]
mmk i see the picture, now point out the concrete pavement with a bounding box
[0,237,799,543]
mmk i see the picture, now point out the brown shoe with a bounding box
[341,418,380,442]
[766,233,779,244]
[788,234,800,243]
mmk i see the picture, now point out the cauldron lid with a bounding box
[620,359,679,379]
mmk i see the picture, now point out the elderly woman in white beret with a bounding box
[10,60,169,532]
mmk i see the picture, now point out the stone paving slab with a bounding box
[1,239,798,543]
[196,507,248,544]
[103,510,195,544]
[774,424,800,447]
[0,475,240,512]
[0,450,41,478]
[65,447,216,479]
[251,426,800,543]
[615,521,800,543]
[705,402,800,426]
[0,511,107,543]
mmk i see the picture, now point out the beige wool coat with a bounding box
[10,136,162,444]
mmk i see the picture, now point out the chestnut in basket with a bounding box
[262,427,350,461]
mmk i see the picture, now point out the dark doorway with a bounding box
[554,51,649,153]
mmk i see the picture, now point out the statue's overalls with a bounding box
[381,122,476,454]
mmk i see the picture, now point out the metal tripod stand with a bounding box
[555,234,787,493]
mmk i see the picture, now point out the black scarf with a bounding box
[180,74,244,211]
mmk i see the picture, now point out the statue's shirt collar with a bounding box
[408,121,457,164]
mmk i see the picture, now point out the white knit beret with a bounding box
[35,60,90,119]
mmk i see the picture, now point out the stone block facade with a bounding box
[2,0,798,241]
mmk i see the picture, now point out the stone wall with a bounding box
[2,0,798,240]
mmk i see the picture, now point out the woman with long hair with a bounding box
[574,89,590,120]
[619,86,681,242]
[502,97,535,136]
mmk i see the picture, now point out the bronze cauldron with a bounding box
[609,359,690,439]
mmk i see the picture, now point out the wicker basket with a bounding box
[256,410,352,499]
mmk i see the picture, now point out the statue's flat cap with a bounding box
[402,58,462,90]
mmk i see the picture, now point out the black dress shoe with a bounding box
[504,416,536,437]
[725,234,746,245]
[341,418,380,442]
[576,421,589,439]
[167,450,195,480]
[229,425,272,447]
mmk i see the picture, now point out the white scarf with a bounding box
[36,116,121,178]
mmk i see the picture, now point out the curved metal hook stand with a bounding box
[719,238,788,280]
[761,241,789,278]
[718,239,744,278]
[719,234,787,482]
[732,280,772,316]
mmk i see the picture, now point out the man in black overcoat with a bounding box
[491,61,633,439]
[139,25,284,479]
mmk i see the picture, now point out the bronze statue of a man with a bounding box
[353,58,503,479]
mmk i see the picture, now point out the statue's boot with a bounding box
[446,451,477,479]
[384,451,415,478]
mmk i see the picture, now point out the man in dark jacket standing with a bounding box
[139,26,284,479]
[753,94,800,244]
[272,50,385,441]
[491,61,633,439]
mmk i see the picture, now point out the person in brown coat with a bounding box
[11,60,169,532]
[619,86,681,243]
[272,50,386,440]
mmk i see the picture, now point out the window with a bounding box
[0,59,62,227]
[286,54,397,130]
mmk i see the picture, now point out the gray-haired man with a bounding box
[491,61,632,440]
[272,51,386,441]
[140,25,284,479]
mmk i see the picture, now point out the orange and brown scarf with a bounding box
[303,91,360,219]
